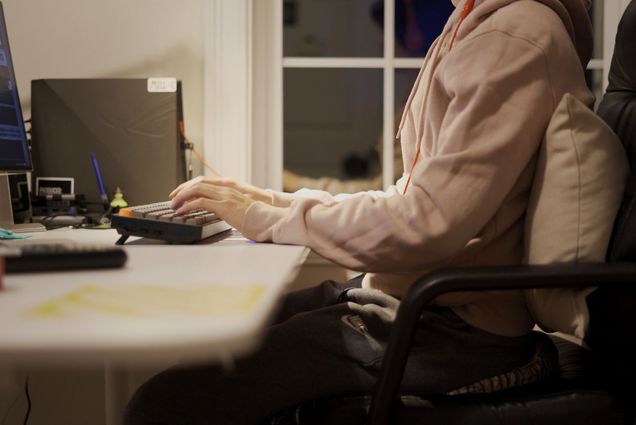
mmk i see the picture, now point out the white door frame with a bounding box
[203,0,253,182]
[252,0,283,190]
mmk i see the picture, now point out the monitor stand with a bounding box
[0,175,46,233]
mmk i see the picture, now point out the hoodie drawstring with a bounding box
[402,0,475,195]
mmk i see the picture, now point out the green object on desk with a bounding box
[0,228,31,240]
[110,187,128,209]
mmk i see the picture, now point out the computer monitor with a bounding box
[0,2,44,232]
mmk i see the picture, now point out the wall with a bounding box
[3,0,206,174]
[0,2,206,424]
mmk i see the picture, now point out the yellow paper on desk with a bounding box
[26,284,266,319]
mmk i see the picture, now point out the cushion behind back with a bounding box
[524,94,628,339]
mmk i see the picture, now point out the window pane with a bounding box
[284,68,383,190]
[394,0,454,58]
[283,0,383,57]
[591,0,603,59]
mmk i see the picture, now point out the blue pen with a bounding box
[90,152,109,204]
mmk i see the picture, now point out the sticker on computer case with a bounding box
[147,78,177,93]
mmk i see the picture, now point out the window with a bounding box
[242,0,624,189]
[279,0,453,191]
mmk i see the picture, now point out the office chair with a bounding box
[268,1,636,424]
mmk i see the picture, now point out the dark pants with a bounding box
[124,279,541,425]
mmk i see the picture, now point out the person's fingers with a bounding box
[169,176,204,199]
[170,185,203,210]
[171,183,236,211]
[174,197,224,216]
[170,183,255,231]
[170,177,220,204]
[170,176,244,199]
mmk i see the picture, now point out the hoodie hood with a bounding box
[451,0,593,67]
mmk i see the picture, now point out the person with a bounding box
[124,0,594,423]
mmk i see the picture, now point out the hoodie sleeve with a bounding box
[241,30,556,273]
[269,188,397,208]
[266,176,408,208]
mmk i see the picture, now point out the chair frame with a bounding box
[367,262,636,424]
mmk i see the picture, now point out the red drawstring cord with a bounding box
[450,0,475,50]
[402,0,475,195]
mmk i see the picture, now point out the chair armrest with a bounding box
[367,262,636,425]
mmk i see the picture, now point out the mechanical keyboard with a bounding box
[111,201,232,244]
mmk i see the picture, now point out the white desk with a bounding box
[0,227,308,424]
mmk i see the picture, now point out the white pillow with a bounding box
[524,93,628,339]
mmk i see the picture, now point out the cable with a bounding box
[0,377,32,425]
[0,382,24,425]
[186,142,193,180]
[190,146,221,177]
[22,377,31,425]
[178,120,221,178]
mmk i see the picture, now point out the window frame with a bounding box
[203,0,254,183]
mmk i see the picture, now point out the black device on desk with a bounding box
[111,201,232,244]
[1,240,128,273]
[30,78,188,206]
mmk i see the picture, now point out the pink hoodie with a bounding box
[242,0,594,336]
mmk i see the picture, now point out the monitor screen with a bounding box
[0,3,31,172]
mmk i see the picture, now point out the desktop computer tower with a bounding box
[7,173,32,223]
[30,79,187,206]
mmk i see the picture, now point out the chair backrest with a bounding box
[586,0,636,405]
[598,0,636,261]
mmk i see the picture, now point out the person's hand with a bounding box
[170,176,272,205]
[169,177,270,231]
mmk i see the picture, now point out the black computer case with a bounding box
[30,79,187,206]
